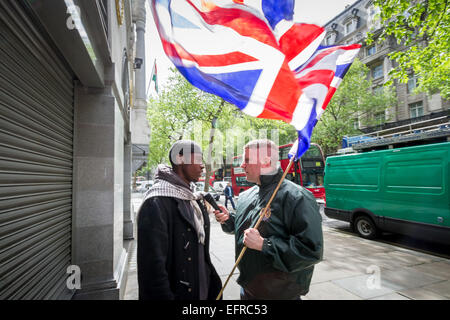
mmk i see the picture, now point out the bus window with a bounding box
[231,155,253,195]
[279,142,326,200]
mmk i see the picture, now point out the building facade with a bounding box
[0,0,144,299]
[323,0,449,135]
[130,0,151,180]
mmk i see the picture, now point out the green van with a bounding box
[324,142,450,245]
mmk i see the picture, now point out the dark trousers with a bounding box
[225,197,236,210]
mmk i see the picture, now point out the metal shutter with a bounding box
[0,0,74,299]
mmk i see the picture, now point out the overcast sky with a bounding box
[144,0,357,97]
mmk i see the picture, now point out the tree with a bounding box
[146,69,236,189]
[214,111,297,157]
[311,58,397,156]
[201,97,228,192]
[146,68,299,184]
[146,72,198,170]
[193,97,297,189]
[368,0,450,98]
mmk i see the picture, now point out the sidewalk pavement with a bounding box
[122,193,141,300]
[124,194,450,300]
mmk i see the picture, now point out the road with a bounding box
[318,203,449,259]
[209,195,449,300]
[127,192,449,300]
[136,191,448,259]
[225,196,449,258]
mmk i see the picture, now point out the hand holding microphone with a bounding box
[214,204,229,224]
[203,193,222,212]
[198,192,230,223]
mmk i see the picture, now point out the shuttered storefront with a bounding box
[0,0,74,299]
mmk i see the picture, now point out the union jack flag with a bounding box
[151,0,361,157]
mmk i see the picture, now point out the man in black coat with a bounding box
[137,140,222,300]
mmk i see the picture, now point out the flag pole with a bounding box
[216,156,296,300]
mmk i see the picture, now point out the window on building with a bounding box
[409,101,424,119]
[345,38,354,45]
[368,5,381,29]
[371,64,383,79]
[407,74,419,94]
[367,45,376,56]
[326,34,334,46]
[374,112,385,125]
[345,19,357,34]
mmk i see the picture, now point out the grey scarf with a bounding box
[145,164,205,244]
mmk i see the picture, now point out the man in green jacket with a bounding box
[214,139,323,300]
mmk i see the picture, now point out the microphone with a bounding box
[203,193,222,213]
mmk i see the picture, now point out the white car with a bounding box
[195,182,220,201]
[213,181,228,194]
[137,180,153,193]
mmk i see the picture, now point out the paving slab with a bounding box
[324,255,380,274]
[124,270,138,300]
[369,293,410,300]
[332,274,401,299]
[381,267,444,290]
[215,260,240,277]
[305,281,362,300]
[219,274,240,300]
[399,287,448,300]
[124,196,449,300]
[311,261,363,284]
[323,245,366,260]
[422,280,450,299]
[407,261,450,280]
[384,250,443,266]
[342,250,430,271]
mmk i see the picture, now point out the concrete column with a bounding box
[123,133,134,240]
[132,0,146,107]
[72,83,128,299]
[131,0,151,174]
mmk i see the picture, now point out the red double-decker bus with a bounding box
[230,155,254,196]
[278,142,326,201]
[231,143,326,200]
[199,171,215,187]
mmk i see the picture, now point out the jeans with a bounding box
[225,197,236,210]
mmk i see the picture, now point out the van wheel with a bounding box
[354,216,378,240]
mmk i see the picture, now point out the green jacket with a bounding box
[221,170,323,299]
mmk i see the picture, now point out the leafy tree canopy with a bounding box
[312,58,397,156]
[146,69,298,173]
[368,0,450,98]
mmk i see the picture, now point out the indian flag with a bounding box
[151,60,158,93]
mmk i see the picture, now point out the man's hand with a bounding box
[214,204,229,224]
[243,228,264,251]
